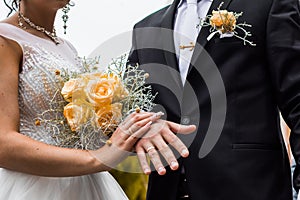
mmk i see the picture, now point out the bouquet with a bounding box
[35,56,156,150]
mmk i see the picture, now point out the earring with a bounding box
[62,1,75,34]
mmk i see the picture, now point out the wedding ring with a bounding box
[106,139,112,146]
[146,146,155,153]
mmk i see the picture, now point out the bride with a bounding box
[0,0,196,199]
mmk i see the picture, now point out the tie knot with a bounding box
[186,0,198,5]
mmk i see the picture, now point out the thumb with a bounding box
[167,121,197,134]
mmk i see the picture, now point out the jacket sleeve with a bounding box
[266,0,300,192]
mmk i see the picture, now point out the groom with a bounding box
[128,0,300,199]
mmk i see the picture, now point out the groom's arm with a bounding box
[266,0,300,193]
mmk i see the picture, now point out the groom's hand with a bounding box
[135,119,196,175]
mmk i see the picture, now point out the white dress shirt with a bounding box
[174,0,213,84]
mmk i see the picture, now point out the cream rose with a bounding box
[102,73,128,102]
[85,78,115,107]
[63,102,92,131]
[210,10,236,33]
[61,78,83,102]
[95,103,123,136]
[83,73,128,103]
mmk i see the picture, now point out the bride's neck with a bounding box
[19,4,56,32]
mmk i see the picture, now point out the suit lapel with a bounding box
[187,0,233,77]
[161,0,183,89]
[160,0,233,86]
[196,0,233,48]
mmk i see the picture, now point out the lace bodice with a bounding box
[0,23,85,147]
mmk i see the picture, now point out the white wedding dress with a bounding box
[0,23,128,200]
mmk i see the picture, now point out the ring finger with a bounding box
[143,143,166,175]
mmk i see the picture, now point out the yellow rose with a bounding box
[63,102,92,131]
[210,10,236,33]
[61,78,84,102]
[95,103,123,136]
[101,73,128,102]
[84,73,128,105]
[85,78,115,107]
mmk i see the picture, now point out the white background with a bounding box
[0,0,172,56]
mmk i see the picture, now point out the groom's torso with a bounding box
[129,0,293,199]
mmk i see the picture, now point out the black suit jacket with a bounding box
[128,0,300,199]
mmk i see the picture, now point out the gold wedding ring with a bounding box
[146,146,155,153]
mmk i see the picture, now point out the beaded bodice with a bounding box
[0,23,85,146]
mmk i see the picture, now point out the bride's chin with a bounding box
[56,0,70,8]
[57,3,68,9]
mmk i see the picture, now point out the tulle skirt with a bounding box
[0,168,128,200]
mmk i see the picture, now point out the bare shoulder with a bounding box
[0,35,22,72]
[0,35,22,55]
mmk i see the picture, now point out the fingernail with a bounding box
[171,161,178,169]
[182,149,189,156]
[158,167,165,173]
[144,168,151,174]
[151,112,164,120]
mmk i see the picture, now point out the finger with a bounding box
[156,144,179,170]
[140,119,168,139]
[126,117,153,135]
[127,121,152,143]
[149,111,164,122]
[108,123,152,153]
[141,143,166,175]
[150,130,180,170]
[167,121,196,134]
[147,148,166,175]
[109,119,151,149]
[123,112,164,130]
[122,112,153,130]
[136,146,151,174]
[162,129,189,158]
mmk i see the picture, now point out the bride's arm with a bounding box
[0,36,153,177]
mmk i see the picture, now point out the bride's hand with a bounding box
[89,111,161,170]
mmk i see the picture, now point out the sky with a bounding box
[0,0,172,57]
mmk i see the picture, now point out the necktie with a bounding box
[178,0,199,85]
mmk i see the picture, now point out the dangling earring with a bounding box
[62,1,75,34]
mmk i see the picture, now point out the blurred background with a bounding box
[0,0,172,56]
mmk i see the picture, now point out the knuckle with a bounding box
[132,115,141,122]
[135,143,144,151]
[135,121,144,128]
[131,112,137,117]
[159,148,173,158]
[138,138,149,145]
[167,134,178,144]
[148,150,158,158]
[156,143,169,151]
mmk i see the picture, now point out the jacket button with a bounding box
[181,116,190,125]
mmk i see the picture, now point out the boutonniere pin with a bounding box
[198,2,256,46]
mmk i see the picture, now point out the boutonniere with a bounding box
[198,2,256,46]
